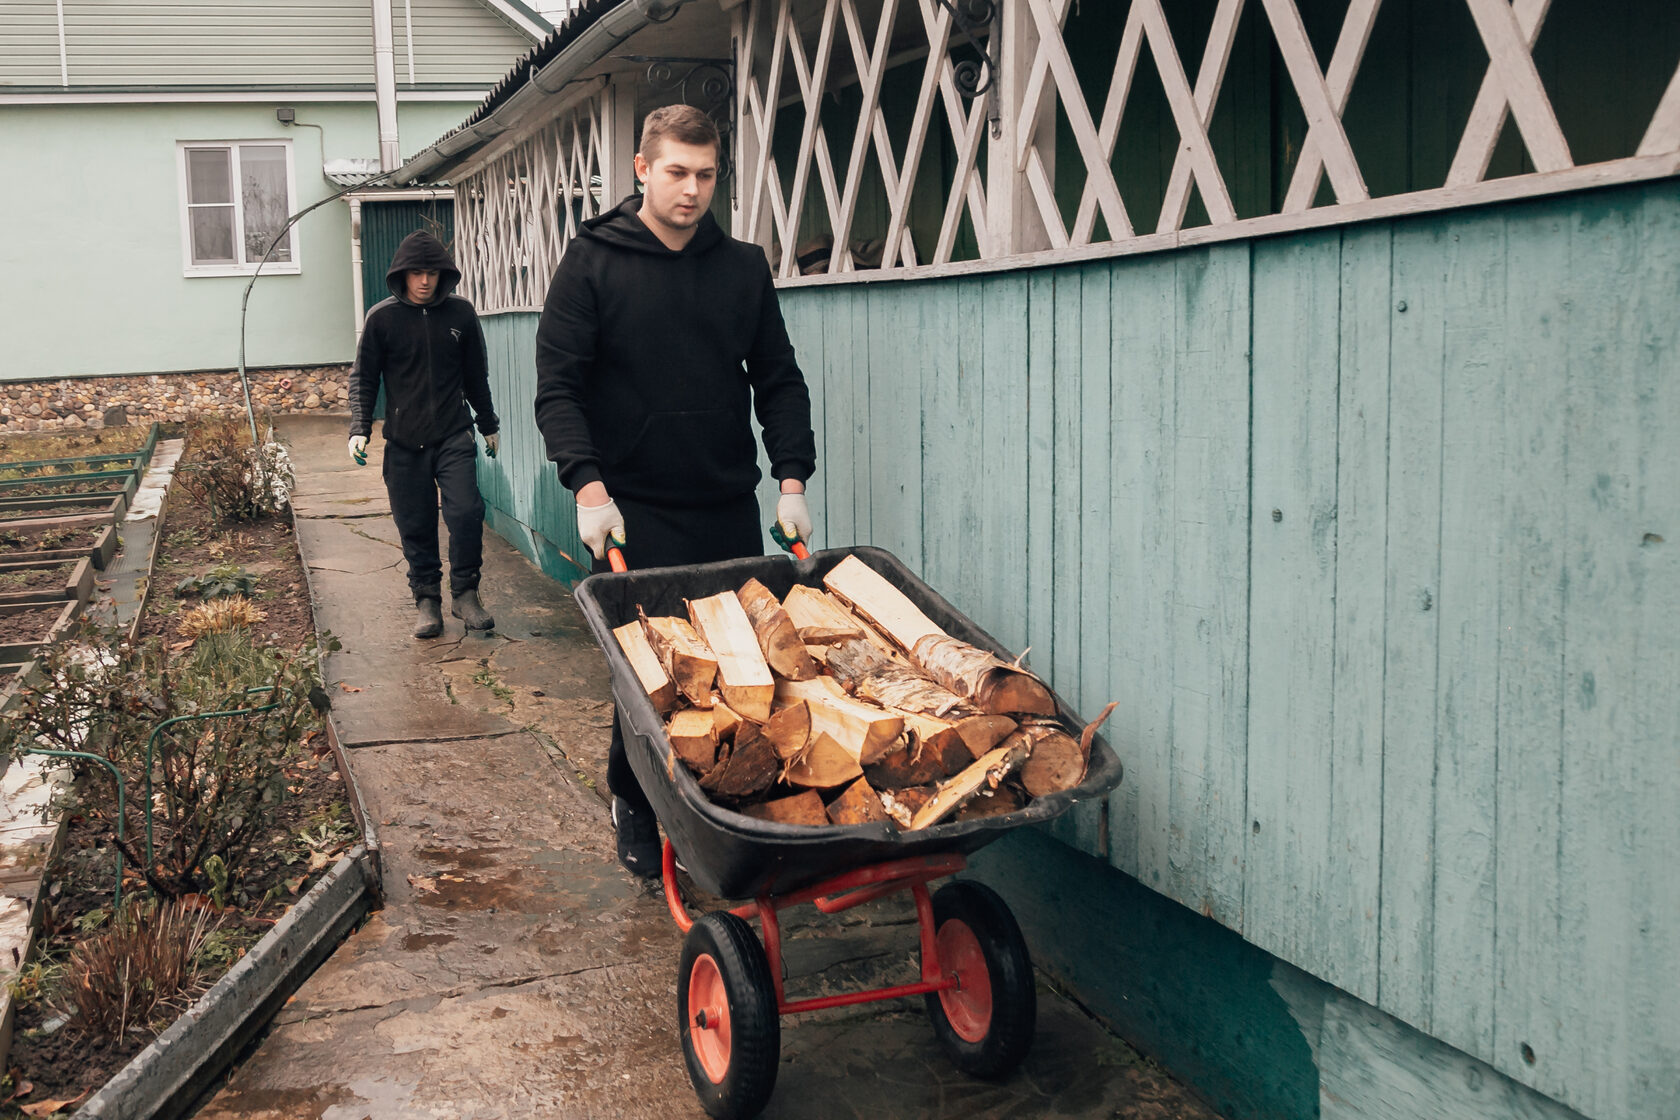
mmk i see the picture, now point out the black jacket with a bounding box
[349,232,498,449]
[533,196,816,505]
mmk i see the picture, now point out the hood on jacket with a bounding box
[386,231,462,304]
[578,195,726,257]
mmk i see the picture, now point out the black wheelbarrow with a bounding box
[574,544,1123,1119]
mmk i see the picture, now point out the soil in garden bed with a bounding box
[0,562,76,595]
[0,478,124,497]
[0,428,147,460]
[0,524,105,555]
[3,491,355,1111]
[0,603,65,643]
[0,502,111,522]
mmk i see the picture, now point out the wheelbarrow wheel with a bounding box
[923,880,1036,1079]
[678,911,781,1119]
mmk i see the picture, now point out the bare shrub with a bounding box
[56,897,219,1042]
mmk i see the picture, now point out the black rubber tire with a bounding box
[678,911,781,1119]
[923,880,1037,1079]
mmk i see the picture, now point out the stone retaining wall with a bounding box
[1,367,353,430]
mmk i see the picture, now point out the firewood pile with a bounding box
[614,555,1116,831]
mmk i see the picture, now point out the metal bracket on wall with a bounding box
[934,0,997,102]
[617,54,738,193]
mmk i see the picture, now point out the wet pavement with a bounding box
[197,414,1223,1120]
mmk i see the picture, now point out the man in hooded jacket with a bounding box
[534,105,817,877]
[349,231,501,639]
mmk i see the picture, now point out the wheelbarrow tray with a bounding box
[573,546,1122,900]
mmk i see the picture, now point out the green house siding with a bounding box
[473,176,1678,1120]
[0,0,532,89]
[0,100,475,380]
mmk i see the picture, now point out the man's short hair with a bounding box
[639,105,721,163]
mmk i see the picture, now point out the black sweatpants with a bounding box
[383,428,485,600]
[592,492,763,814]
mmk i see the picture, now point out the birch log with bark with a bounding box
[737,578,818,680]
[910,634,1056,716]
[782,583,868,644]
[822,555,945,651]
[775,678,904,764]
[826,638,977,719]
[641,612,717,708]
[614,621,678,713]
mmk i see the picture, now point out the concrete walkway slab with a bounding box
[197,416,1223,1120]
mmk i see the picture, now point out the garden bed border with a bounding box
[77,845,378,1120]
[0,556,95,608]
[0,599,82,663]
[13,522,120,572]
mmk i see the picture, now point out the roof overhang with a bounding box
[390,0,695,186]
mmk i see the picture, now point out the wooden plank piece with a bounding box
[667,709,719,774]
[908,741,1030,830]
[614,620,678,714]
[687,591,776,722]
[822,554,945,651]
[775,677,905,764]
[783,583,868,644]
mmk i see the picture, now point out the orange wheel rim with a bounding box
[687,952,733,1083]
[937,919,992,1043]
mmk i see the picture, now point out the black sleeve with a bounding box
[347,311,384,438]
[746,259,817,484]
[460,308,498,434]
[533,248,603,492]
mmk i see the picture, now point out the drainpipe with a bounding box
[349,197,366,343]
[371,0,401,170]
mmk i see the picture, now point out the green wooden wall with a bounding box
[472,177,1679,1120]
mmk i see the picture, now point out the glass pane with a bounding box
[185,148,232,205]
[239,145,291,263]
[189,205,237,265]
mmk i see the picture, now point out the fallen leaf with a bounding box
[3,1080,33,1103]
[307,849,334,872]
[284,875,306,895]
[439,873,466,882]
[338,683,364,693]
[21,1091,88,1117]
[328,772,342,782]
[169,639,194,653]
[406,875,438,894]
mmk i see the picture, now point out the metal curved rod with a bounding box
[143,685,281,872]
[21,748,128,909]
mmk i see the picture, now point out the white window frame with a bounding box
[175,139,302,278]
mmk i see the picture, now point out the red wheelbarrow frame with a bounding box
[661,839,967,1014]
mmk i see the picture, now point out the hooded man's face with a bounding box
[405,269,440,304]
[634,139,718,245]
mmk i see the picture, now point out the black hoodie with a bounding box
[533,196,815,505]
[349,232,498,449]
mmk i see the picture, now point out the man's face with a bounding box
[405,269,439,304]
[635,138,718,236]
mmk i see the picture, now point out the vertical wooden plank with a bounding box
[1428,212,1507,1063]
[1024,270,1057,677]
[784,293,828,545]
[1377,221,1447,1034]
[850,285,874,546]
[1049,268,1083,713]
[820,286,858,549]
[978,272,1032,655]
[1243,231,1345,981]
[1488,202,1572,1109]
[1106,255,1176,889]
[868,283,922,570]
[1325,222,1391,1006]
[1165,242,1251,927]
[917,282,975,596]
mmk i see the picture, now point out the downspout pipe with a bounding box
[372,0,402,171]
[349,197,366,343]
[394,0,692,185]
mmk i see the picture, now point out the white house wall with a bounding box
[0,100,475,380]
[0,0,532,90]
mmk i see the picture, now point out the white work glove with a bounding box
[776,492,813,544]
[348,435,368,466]
[483,432,499,458]
[577,497,626,560]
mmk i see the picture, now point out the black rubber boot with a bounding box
[451,587,494,631]
[413,597,443,639]
[612,796,661,879]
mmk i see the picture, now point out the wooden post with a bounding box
[600,73,639,211]
[987,0,1055,255]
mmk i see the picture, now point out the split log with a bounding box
[953,783,1025,822]
[826,638,975,719]
[667,709,719,774]
[910,634,1056,716]
[699,721,778,801]
[712,699,743,744]
[737,578,818,680]
[783,731,864,789]
[878,785,936,830]
[908,740,1031,830]
[1016,725,1086,797]
[764,701,811,760]
[863,720,963,788]
[687,592,775,722]
[613,622,678,714]
[822,555,945,651]
[641,612,717,708]
[827,778,890,825]
[954,714,1017,759]
[774,678,904,765]
[740,790,829,826]
[782,584,868,644]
